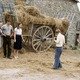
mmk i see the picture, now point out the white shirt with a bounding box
[1,24,13,36]
[55,33,65,47]
[14,27,22,35]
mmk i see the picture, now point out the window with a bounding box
[76,21,80,31]
[75,34,79,46]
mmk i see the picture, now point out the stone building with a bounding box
[0,0,80,47]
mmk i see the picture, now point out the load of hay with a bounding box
[14,5,56,28]
[14,0,69,33]
[3,0,69,34]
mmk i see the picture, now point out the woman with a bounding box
[14,23,24,59]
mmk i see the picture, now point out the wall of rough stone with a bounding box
[26,0,80,47]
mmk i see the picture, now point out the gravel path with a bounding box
[0,68,80,80]
[0,50,80,80]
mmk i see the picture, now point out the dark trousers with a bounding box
[3,36,11,58]
[54,47,62,68]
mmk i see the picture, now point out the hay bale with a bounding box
[43,17,55,25]
[31,17,43,24]
[54,18,63,28]
[54,18,69,33]
[62,18,69,29]
[60,18,69,33]
[25,6,45,18]
[14,5,31,25]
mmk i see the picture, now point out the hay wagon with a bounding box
[3,1,69,52]
[23,23,55,52]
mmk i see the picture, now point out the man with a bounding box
[1,21,13,59]
[53,28,65,69]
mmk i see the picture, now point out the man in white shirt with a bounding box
[1,21,13,59]
[53,28,65,69]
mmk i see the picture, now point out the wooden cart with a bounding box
[22,24,54,52]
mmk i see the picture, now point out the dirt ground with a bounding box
[0,48,80,80]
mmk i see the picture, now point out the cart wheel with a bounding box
[32,26,54,52]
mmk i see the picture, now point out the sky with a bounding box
[77,0,80,11]
[76,0,80,2]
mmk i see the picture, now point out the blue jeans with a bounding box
[53,47,62,68]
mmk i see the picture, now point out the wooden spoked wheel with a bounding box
[32,26,54,52]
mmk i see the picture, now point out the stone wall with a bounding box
[26,0,80,47]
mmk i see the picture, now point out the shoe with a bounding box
[3,56,6,58]
[53,68,58,69]
[59,66,62,68]
[52,67,59,70]
[7,57,12,59]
